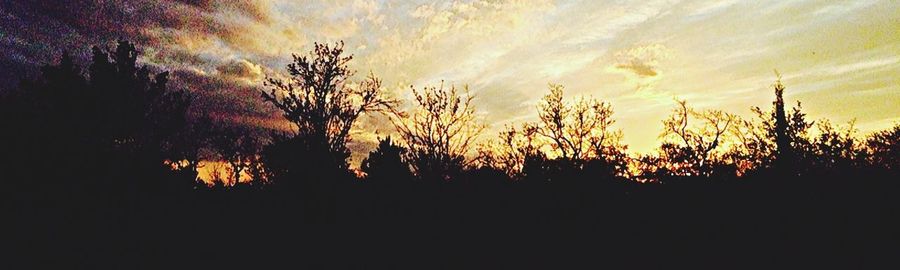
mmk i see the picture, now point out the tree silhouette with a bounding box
[725,106,776,176]
[475,124,543,179]
[210,125,262,186]
[808,120,867,171]
[534,84,623,161]
[391,83,484,181]
[865,124,899,171]
[172,116,215,174]
[657,99,736,179]
[89,41,191,163]
[745,77,815,176]
[261,41,397,172]
[1,40,192,187]
[2,38,899,269]
[772,72,794,172]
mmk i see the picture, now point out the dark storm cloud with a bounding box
[0,0,270,64]
[174,0,272,23]
[169,69,279,124]
[0,0,279,130]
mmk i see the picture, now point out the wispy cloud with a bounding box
[2,0,898,158]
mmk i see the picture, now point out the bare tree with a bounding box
[475,124,542,178]
[660,99,736,177]
[534,84,624,162]
[391,83,484,181]
[726,107,775,175]
[261,41,397,168]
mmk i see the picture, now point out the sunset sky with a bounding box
[2,0,898,163]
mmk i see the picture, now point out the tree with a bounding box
[167,116,215,178]
[743,76,814,176]
[534,84,625,163]
[810,120,866,170]
[474,84,629,182]
[2,40,192,185]
[210,125,262,186]
[658,99,736,178]
[475,124,542,179]
[88,41,192,165]
[391,83,484,181]
[725,107,775,176]
[261,41,397,171]
[865,124,899,171]
[772,72,793,171]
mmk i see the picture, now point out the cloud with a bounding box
[216,59,264,82]
[616,59,659,77]
[614,44,670,77]
[410,4,436,19]
[169,68,279,125]
[2,0,899,161]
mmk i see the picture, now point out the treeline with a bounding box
[1,40,897,193]
[204,43,898,187]
[2,40,898,267]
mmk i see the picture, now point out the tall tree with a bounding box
[772,71,794,172]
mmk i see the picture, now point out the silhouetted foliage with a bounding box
[4,39,898,269]
[475,124,543,179]
[209,124,264,186]
[361,136,413,183]
[166,116,215,178]
[391,83,484,181]
[261,41,397,173]
[535,84,624,161]
[655,99,737,180]
[809,120,866,171]
[866,124,900,171]
[725,106,776,175]
[738,78,817,176]
[1,40,192,189]
[477,84,630,184]
[772,72,794,172]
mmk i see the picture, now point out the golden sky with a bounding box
[9,0,895,160]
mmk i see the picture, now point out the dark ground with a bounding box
[5,170,898,269]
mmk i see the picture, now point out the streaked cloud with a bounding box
[2,0,898,160]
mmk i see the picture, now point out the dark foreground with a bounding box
[5,171,898,269]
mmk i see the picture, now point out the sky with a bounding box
[2,0,898,164]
